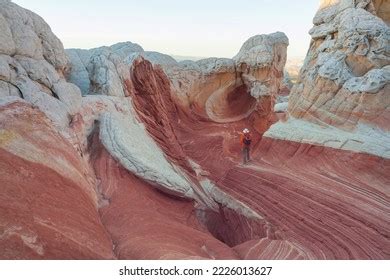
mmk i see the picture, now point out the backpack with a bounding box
[243,136,251,146]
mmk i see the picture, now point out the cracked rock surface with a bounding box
[267,0,390,157]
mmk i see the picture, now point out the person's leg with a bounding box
[242,147,246,164]
[243,147,249,164]
[247,146,250,162]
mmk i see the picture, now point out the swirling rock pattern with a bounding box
[0,0,389,260]
[171,110,390,259]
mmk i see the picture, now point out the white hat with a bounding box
[243,128,250,133]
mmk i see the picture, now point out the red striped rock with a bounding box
[0,99,114,259]
[168,107,390,259]
[90,133,238,260]
[234,238,308,260]
[130,69,389,259]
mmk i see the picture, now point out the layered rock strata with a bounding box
[1,0,389,260]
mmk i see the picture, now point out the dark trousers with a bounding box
[242,146,250,164]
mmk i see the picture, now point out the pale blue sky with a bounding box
[13,0,319,59]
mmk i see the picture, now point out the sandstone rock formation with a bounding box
[66,32,289,133]
[266,0,390,158]
[66,43,178,98]
[165,32,289,133]
[1,0,389,260]
[0,0,81,136]
[99,111,196,199]
[0,98,114,259]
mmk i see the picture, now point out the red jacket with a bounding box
[240,133,251,147]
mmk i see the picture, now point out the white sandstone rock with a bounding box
[99,112,196,199]
[343,65,390,93]
[265,117,390,158]
[0,0,68,69]
[66,42,147,96]
[125,51,178,69]
[65,49,92,95]
[52,81,82,115]
[0,1,86,134]
[274,102,289,113]
[86,53,126,97]
[234,32,289,69]
[270,0,390,159]
[0,95,26,107]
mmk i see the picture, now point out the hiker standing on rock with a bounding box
[240,128,252,164]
